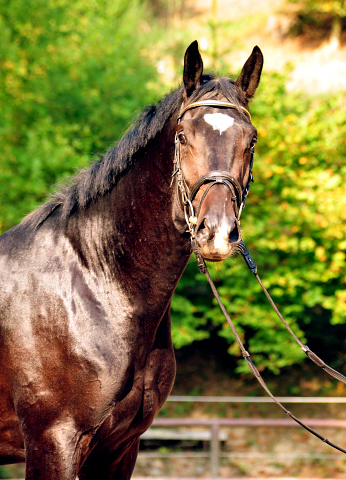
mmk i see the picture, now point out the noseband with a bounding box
[172,100,254,235]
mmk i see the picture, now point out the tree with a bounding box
[288,0,346,47]
[0,0,162,232]
[2,3,346,375]
[171,71,346,374]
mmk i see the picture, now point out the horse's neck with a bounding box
[67,119,190,300]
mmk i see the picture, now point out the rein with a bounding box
[240,243,346,386]
[173,100,346,455]
[195,245,346,455]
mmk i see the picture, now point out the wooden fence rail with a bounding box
[139,397,346,477]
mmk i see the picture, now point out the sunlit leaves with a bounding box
[289,0,346,17]
[1,2,346,375]
[0,0,162,232]
[172,71,346,374]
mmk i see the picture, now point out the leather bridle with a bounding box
[172,100,346,456]
[172,100,254,236]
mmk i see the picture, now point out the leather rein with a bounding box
[172,100,346,456]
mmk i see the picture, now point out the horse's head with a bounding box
[175,41,263,262]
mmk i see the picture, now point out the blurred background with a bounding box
[1,0,346,477]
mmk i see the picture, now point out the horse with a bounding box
[0,41,263,479]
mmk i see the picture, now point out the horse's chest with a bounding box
[90,340,175,450]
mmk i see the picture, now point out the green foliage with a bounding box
[1,0,346,376]
[172,70,346,374]
[0,0,162,233]
[287,0,346,42]
[289,0,346,16]
[0,466,7,479]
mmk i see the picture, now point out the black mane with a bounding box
[21,75,247,230]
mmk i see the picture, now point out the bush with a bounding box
[171,70,346,374]
[1,4,345,375]
[0,0,163,232]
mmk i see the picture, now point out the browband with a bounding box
[177,100,251,122]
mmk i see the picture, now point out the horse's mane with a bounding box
[21,75,247,230]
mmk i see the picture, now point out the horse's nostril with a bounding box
[196,218,206,233]
[196,218,216,243]
[229,223,240,244]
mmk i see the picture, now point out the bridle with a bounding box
[172,100,346,456]
[172,100,254,237]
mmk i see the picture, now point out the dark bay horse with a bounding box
[0,41,263,479]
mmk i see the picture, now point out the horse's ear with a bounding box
[183,40,203,100]
[236,46,263,100]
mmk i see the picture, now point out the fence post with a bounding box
[210,423,220,477]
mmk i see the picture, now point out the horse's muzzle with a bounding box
[194,214,241,261]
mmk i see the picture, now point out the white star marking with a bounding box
[204,113,234,135]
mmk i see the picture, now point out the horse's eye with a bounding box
[178,133,187,145]
[250,138,258,149]
[248,138,257,152]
